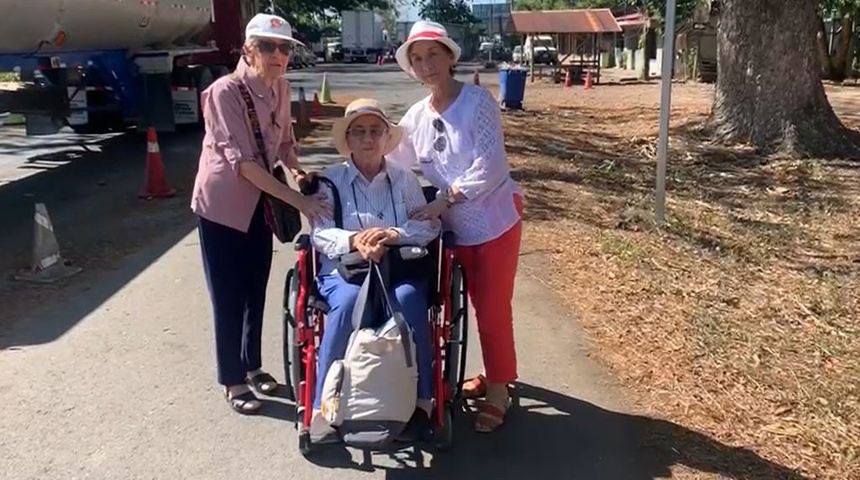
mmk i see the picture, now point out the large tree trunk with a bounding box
[816,10,856,81]
[712,0,860,158]
[639,25,651,81]
[816,16,836,79]
[831,12,855,81]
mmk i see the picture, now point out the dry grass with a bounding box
[506,80,860,479]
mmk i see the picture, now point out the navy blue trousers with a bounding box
[198,201,273,386]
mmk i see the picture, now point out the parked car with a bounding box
[296,44,317,67]
[288,44,317,69]
[512,45,523,64]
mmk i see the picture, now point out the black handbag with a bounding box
[236,81,303,244]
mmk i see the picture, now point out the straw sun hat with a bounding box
[331,99,403,157]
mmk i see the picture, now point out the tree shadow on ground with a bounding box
[503,103,859,264]
[299,383,808,479]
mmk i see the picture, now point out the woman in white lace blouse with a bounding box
[388,20,525,434]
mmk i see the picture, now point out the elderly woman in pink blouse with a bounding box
[388,21,525,433]
[191,13,330,415]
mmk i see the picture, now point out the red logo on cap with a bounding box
[270,18,283,29]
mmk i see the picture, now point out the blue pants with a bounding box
[314,272,432,409]
[198,201,273,386]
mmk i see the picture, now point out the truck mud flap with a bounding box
[24,115,66,136]
[136,73,175,133]
[0,85,70,116]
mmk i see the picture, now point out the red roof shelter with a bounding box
[511,9,622,35]
[511,9,622,84]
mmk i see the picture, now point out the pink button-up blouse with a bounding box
[190,57,299,233]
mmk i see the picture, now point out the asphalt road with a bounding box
[0,65,674,480]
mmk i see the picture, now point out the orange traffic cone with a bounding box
[473,69,480,85]
[585,71,593,90]
[312,92,323,117]
[564,69,572,88]
[139,127,175,199]
[297,86,310,127]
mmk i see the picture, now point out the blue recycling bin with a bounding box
[499,67,528,110]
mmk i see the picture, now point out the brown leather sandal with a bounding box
[462,374,488,399]
[475,397,511,433]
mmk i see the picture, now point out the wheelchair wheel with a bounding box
[298,430,312,456]
[282,265,303,408]
[445,259,469,400]
[435,402,455,450]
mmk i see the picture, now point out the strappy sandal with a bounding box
[462,374,488,399]
[474,396,511,433]
[224,388,261,414]
[247,372,278,395]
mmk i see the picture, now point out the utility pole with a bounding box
[488,1,494,65]
[655,0,677,226]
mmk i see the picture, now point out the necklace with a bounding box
[351,177,397,229]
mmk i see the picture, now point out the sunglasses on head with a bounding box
[256,39,293,55]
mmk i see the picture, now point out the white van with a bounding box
[523,35,559,65]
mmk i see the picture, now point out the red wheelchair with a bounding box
[282,183,469,455]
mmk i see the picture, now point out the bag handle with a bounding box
[350,256,415,368]
[236,82,275,172]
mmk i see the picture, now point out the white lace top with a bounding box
[387,84,523,246]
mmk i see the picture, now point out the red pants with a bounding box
[454,195,523,384]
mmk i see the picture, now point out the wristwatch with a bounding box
[438,187,455,208]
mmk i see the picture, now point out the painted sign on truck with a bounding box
[0,0,260,136]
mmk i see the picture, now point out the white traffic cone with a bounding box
[14,203,82,283]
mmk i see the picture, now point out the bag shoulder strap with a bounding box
[316,176,343,229]
[350,258,414,368]
[235,82,272,171]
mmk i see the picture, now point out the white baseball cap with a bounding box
[395,21,462,78]
[244,14,304,45]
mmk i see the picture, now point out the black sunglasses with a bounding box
[432,118,447,152]
[256,39,293,55]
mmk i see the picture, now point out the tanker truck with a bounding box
[0,0,261,135]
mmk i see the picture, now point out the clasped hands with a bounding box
[351,227,400,263]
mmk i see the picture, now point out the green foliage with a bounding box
[820,0,860,15]
[513,0,578,10]
[272,0,396,42]
[414,0,479,24]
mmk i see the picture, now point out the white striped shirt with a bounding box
[311,158,441,276]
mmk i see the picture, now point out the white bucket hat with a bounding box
[331,99,404,157]
[395,21,462,78]
[244,13,304,46]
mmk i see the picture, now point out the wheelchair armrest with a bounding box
[339,245,429,266]
[398,245,429,260]
[294,233,311,251]
[422,185,437,204]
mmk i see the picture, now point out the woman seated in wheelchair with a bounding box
[309,98,441,443]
